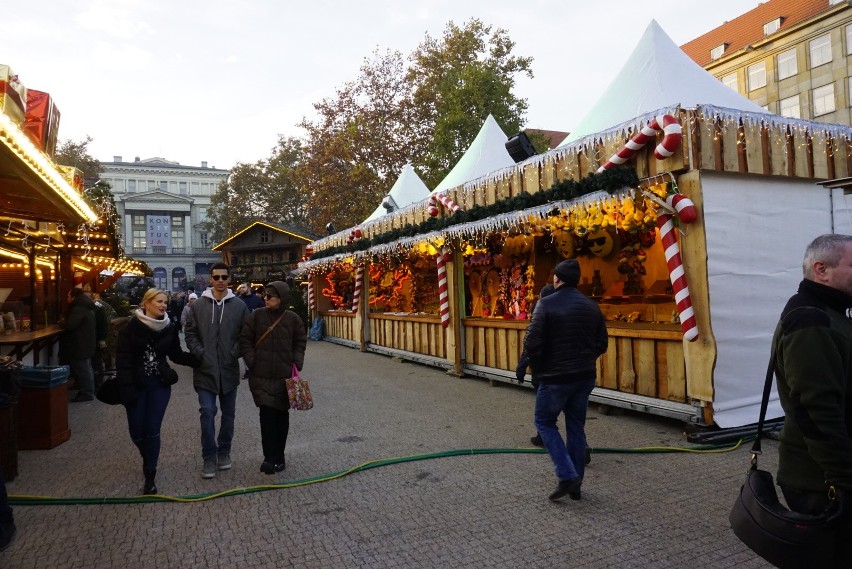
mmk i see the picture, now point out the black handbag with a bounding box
[95,376,121,405]
[729,352,842,568]
[160,366,179,386]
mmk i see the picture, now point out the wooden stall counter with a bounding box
[0,324,63,366]
[368,312,446,359]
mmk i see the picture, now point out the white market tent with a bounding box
[363,164,431,223]
[432,114,515,194]
[561,19,766,146]
[559,20,847,428]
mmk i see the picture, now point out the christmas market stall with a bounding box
[303,22,852,428]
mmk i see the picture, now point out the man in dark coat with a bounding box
[524,260,607,501]
[772,234,852,562]
[61,287,97,402]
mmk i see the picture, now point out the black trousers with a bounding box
[259,406,289,464]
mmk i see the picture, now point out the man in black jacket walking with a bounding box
[523,260,607,501]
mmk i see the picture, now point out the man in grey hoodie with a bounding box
[185,263,250,478]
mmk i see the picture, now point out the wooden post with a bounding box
[445,247,463,376]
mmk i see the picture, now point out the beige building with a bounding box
[682,0,852,125]
[100,156,229,290]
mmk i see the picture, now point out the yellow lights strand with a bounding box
[0,112,98,223]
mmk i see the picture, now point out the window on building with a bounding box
[260,230,270,243]
[153,268,167,290]
[748,62,766,91]
[780,95,801,118]
[198,207,207,220]
[132,230,147,248]
[260,255,271,265]
[159,181,168,192]
[777,49,798,80]
[813,83,836,116]
[810,34,832,68]
[191,182,200,195]
[127,179,136,193]
[179,182,188,195]
[764,18,783,36]
[132,214,146,226]
[231,255,240,266]
[722,73,738,92]
[710,44,727,61]
[148,180,157,191]
[199,232,209,247]
[171,216,183,227]
[171,229,185,249]
[172,267,186,291]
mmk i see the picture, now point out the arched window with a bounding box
[153,267,167,290]
[172,267,186,291]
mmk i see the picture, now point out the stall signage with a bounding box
[147,215,171,247]
[232,271,248,282]
[267,269,284,280]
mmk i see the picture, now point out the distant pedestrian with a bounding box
[115,288,197,495]
[168,291,186,332]
[236,283,264,312]
[91,292,116,373]
[61,288,97,403]
[239,280,307,474]
[185,263,249,479]
[180,293,198,329]
[523,260,607,501]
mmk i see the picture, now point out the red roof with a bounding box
[681,0,833,66]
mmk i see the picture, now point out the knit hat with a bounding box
[554,260,580,287]
[188,293,198,300]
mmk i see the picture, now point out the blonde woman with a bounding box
[116,288,197,494]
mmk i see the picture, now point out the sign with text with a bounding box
[147,215,171,247]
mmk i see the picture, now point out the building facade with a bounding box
[99,156,229,291]
[681,0,852,125]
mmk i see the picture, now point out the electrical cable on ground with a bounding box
[8,438,746,506]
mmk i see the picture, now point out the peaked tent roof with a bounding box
[562,20,767,145]
[363,164,431,223]
[432,114,515,194]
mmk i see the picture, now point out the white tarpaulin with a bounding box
[702,172,833,427]
[432,114,514,194]
[561,20,767,146]
[363,164,431,223]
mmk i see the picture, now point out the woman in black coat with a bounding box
[116,288,196,494]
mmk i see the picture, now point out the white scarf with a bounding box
[134,308,171,332]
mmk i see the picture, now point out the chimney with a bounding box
[201,161,208,168]
[113,155,122,162]
[134,156,140,162]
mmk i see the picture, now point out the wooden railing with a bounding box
[367,313,446,359]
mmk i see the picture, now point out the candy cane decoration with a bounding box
[428,193,462,217]
[307,281,316,312]
[437,248,451,328]
[666,193,697,224]
[657,213,698,342]
[597,114,682,173]
[351,266,364,313]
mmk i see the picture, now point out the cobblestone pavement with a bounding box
[3,340,773,568]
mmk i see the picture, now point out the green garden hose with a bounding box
[9,438,746,506]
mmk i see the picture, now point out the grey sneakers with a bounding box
[201,459,217,479]
[217,453,232,470]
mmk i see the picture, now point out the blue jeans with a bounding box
[534,378,595,482]
[198,387,237,461]
[125,376,171,475]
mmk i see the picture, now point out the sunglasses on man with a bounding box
[210,274,228,281]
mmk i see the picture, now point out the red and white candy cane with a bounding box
[428,193,462,217]
[307,281,316,312]
[437,248,451,328]
[351,266,364,313]
[657,213,698,342]
[666,193,697,224]
[597,114,682,173]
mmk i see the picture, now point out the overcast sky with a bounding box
[3,0,758,170]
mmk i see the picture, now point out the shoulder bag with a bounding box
[255,312,286,349]
[729,350,842,568]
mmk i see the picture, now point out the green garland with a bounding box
[310,167,639,261]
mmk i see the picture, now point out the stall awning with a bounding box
[0,112,98,224]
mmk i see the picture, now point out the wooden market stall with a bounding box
[303,104,852,427]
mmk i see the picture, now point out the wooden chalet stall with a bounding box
[304,105,852,427]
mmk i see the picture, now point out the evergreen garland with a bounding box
[310,167,639,261]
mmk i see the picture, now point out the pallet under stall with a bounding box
[302,105,852,428]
